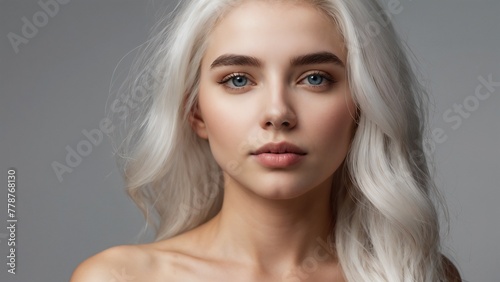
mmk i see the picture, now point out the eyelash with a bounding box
[301,71,336,88]
[217,71,336,90]
[217,73,251,89]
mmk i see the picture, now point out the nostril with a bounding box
[264,119,294,129]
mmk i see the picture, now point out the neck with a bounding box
[203,174,338,274]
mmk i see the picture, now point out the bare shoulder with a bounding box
[70,238,205,282]
[70,244,161,282]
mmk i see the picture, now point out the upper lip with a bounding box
[251,142,307,155]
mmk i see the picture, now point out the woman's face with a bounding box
[193,1,357,199]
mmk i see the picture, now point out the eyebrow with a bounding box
[291,52,345,68]
[210,51,345,69]
[211,54,261,69]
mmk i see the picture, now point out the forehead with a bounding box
[202,1,346,68]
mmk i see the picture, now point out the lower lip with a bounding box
[252,153,305,168]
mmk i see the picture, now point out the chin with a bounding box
[256,188,308,200]
[247,178,319,200]
[224,168,334,201]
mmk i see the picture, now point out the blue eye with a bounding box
[231,76,248,87]
[307,74,324,85]
[301,72,335,88]
[219,74,250,89]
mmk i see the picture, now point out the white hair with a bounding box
[110,0,449,280]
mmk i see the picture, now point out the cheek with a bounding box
[197,89,251,164]
[307,97,356,152]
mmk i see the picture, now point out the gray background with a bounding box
[1,0,499,281]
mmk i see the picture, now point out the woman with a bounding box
[72,0,461,281]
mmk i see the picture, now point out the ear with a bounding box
[189,102,209,139]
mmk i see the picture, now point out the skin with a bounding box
[71,1,459,281]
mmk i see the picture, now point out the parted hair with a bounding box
[110,0,450,281]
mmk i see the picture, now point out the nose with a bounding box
[260,83,297,130]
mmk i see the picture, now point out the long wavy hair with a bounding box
[110,0,449,280]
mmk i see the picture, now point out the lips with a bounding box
[251,142,307,155]
[250,142,306,168]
